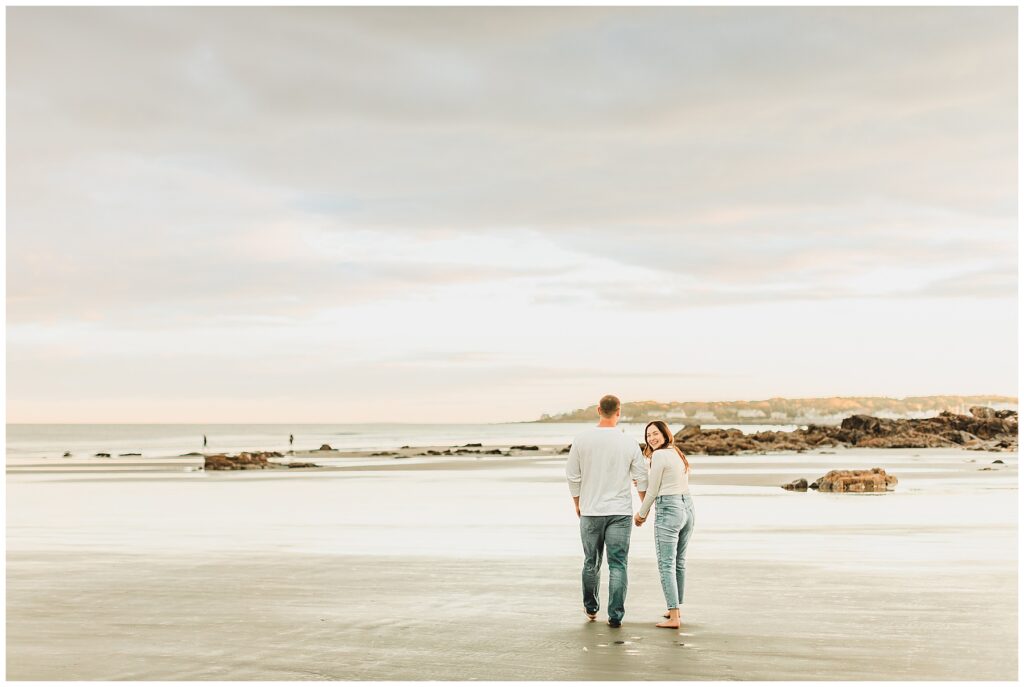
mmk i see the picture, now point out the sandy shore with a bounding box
[7,551,1015,681]
[7,447,1018,680]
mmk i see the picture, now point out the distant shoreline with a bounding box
[536,395,1018,424]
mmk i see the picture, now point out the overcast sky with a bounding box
[7,6,1018,423]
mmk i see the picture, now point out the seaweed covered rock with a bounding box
[814,468,897,493]
[204,451,285,470]
[673,408,1016,455]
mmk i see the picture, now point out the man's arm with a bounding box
[630,444,649,503]
[566,442,582,517]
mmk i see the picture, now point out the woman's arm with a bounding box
[637,453,666,519]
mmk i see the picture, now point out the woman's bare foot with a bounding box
[657,609,681,628]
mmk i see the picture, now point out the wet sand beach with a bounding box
[8,552,1015,681]
[6,446,1018,680]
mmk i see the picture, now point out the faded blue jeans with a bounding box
[579,515,632,623]
[654,494,695,610]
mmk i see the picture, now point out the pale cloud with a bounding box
[6,7,1017,421]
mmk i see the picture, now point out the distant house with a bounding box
[665,411,688,419]
[737,409,768,419]
[693,411,717,421]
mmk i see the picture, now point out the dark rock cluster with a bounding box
[418,448,506,457]
[784,468,898,493]
[673,407,1017,456]
[812,467,898,493]
[204,451,296,470]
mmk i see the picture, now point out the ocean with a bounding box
[5,422,802,464]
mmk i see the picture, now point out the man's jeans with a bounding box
[654,494,695,609]
[579,514,632,622]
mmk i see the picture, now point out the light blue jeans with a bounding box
[654,494,695,610]
[579,515,632,623]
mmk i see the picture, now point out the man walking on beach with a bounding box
[565,395,648,628]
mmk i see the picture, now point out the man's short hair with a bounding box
[598,395,621,417]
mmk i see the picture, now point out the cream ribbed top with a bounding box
[637,448,690,518]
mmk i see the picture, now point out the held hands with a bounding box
[634,512,647,527]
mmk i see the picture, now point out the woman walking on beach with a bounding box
[634,421,694,629]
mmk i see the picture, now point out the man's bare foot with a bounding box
[584,609,597,621]
[656,619,681,628]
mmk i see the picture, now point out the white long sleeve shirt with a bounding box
[637,447,690,518]
[565,427,649,516]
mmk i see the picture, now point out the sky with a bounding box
[6,6,1018,423]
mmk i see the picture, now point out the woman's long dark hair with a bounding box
[643,420,691,473]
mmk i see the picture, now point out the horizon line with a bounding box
[7,392,1018,426]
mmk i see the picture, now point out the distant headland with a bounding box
[535,395,1019,425]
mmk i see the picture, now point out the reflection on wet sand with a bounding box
[6,447,1017,680]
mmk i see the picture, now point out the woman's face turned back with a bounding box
[645,424,665,449]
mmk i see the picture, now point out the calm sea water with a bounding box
[5,422,801,462]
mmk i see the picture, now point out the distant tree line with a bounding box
[536,395,1019,424]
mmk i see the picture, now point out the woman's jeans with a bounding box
[654,494,695,610]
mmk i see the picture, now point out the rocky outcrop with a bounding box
[828,411,1017,449]
[810,468,898,493]
[317,444,333,451]
[674,408,1017,455]
[672,424,838,455]
[969,406,1016,420]
[782,478,808,491]
[204,451,287,471]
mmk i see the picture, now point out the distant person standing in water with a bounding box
[565,394,649,628]
[203,434,207,448]
[289,434,294,447]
